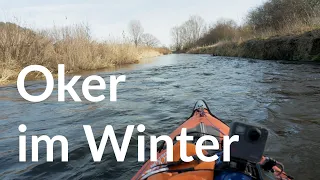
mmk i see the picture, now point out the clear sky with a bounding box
[1,0,266,46]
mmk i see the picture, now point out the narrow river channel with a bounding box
[0,54,319,179]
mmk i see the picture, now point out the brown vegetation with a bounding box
[188,30,320,61]
[128,20,162,47]
[170,15,206,51]
[179,0,320,61]
[194,0,320,47]
[0,22,170,84]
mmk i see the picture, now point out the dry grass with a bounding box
[152,47,172,55]
[251,22,320,40]
[188,28,320,62]
[188,18,320,55]
[0,23,168,84]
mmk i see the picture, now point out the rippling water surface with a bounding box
[0,54,319,180]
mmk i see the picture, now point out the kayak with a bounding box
[132,100,292,180]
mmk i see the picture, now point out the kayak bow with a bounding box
[132,100,292,180]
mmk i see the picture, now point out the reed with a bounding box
[0,23,168,84]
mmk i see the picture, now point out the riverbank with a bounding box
[187,29,320,61]
[0,22,170,86]
[0,48,166,86]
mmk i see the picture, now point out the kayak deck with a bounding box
[132,100,292,180]
[132,101,228,180]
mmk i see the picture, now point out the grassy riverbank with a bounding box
[175,0,320,61]
[0,22,170,85]
[187,29,320,61]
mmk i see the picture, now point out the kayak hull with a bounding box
[132,100,291,180]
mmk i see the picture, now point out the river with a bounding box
[0,54,319,180]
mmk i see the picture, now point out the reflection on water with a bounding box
[0,54,319,179]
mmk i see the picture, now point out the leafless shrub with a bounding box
[170,15,206,51]
[141,33,160,47]
[128,20,144,46]
[0,22,167,84]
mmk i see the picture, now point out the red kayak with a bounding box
[132,100,293,180]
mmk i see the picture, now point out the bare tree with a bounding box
[128,20,144,46]
[170,15,206,50]
[141,33,160,47]
[171,26,182,51]
[187,15,206,42]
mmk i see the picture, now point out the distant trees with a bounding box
[193,19,256,47]
[128,20,144,46]
[141,33,160,47]
[170,15,206,51]
[247,0,320,32]
[181,15,206,45]
[171,26,183,51]
[128,20,161,47]
[170,0,320,51]
[196,19,238,46]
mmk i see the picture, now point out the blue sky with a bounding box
[1,0,266,46]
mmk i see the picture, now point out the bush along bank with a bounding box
[0,22,171,85]
[188,29,320,62]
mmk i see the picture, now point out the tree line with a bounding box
[247,0,320,32]
[171,0,320,51]
[170,15,206,51]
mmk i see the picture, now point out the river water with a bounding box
[0,54,319,180]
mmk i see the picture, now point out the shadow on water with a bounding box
[0,54,320,179]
